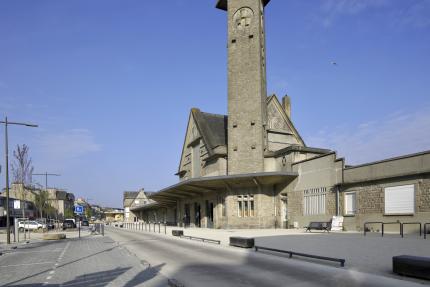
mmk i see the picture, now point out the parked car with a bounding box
[18,221,46,231]
[46,222,55,230]
[81,220,89,226]
[36,219,55,230]
[62,219,76,230]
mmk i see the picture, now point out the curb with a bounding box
[168,278,185,287]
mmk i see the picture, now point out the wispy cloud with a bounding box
[395,0,430,28]
[306,106,430,165]
[37,129,101,160]
[319,0,430,29]
[320,0,389,27]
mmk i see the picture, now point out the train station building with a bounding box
[129,0,430,231]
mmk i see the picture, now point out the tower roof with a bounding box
[216,0,271,11]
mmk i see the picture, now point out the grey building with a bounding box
[131,0,430,231]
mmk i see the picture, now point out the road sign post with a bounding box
[74,205,84,239]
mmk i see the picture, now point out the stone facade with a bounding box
[227,0,267,174]
[341,175,430,231]
[131,1,430,232]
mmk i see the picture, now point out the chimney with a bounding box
[282,95,291,118]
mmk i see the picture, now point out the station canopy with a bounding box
[131,171,297,211]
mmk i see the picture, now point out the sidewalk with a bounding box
[0,228,93,250]
[118,223,430,284]
[120,222,342,245]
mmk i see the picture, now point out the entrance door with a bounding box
[205,200,214,228]
[281,199,288,229]
[184,204,190,227]
[194,202,201,227]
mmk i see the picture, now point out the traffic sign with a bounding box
[74,205,84,214]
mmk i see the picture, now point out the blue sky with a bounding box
[1,0,429,207]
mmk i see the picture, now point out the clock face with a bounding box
[233,7,254,31]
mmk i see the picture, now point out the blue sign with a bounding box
[74,205,84,214]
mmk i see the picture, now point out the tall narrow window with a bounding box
[344,192,356,215]
[238,196,243,217]
[244,196,249,217]
[237,194,255,217]
[249,195,254,217]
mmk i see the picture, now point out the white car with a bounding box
[18,221,46,231]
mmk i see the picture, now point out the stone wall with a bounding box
[225,187,277,229]
[287,187,336,228]
[418,178,430,212]
[341,175,430,231]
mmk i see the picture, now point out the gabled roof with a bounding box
[123,191,139,199]
[191,108,227,155]
[266,95,305,146]
[177,108,228,175]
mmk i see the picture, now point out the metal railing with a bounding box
[121,221,167,234]
[179,235,220,245]
[401,222,421,238]
[425,223,430,239]
[364,221,426,238]
[363,222,383,236]
[94,223,104,236]
[254,246,345,267]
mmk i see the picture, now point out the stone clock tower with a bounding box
[216,0,271,174]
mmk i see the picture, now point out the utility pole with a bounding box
[32,172,60,219]
[1,117,38,244]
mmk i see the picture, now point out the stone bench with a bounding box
[172,230,184,237]
[43,233,66,240]
[393,255,430,280]
[229,237,255,248]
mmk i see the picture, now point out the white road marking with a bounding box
[0,262,54,268]
[46,276,52,280]
[3,250,63,255]
[49,270,55,274]
[57,242,70,261]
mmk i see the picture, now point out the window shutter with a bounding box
[384,185,414,214]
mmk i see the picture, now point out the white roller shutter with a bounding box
[384,185,414,214]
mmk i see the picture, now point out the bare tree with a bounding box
[11,144,34,218]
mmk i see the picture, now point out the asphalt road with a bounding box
[0,234,168,287]
[106,226,426,287]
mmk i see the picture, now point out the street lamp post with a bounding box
[1,117,38,244]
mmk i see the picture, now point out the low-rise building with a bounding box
[1,183,75,220]
[123,189,154,222]
[0,195,36,227]
[103,208,124,222]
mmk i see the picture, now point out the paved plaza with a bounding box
[110,225,430,286]
[0,232,169,287]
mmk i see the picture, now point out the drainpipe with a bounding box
[336,185,340,216]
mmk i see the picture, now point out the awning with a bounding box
[130,202,164,212]
[147,171,297,207]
